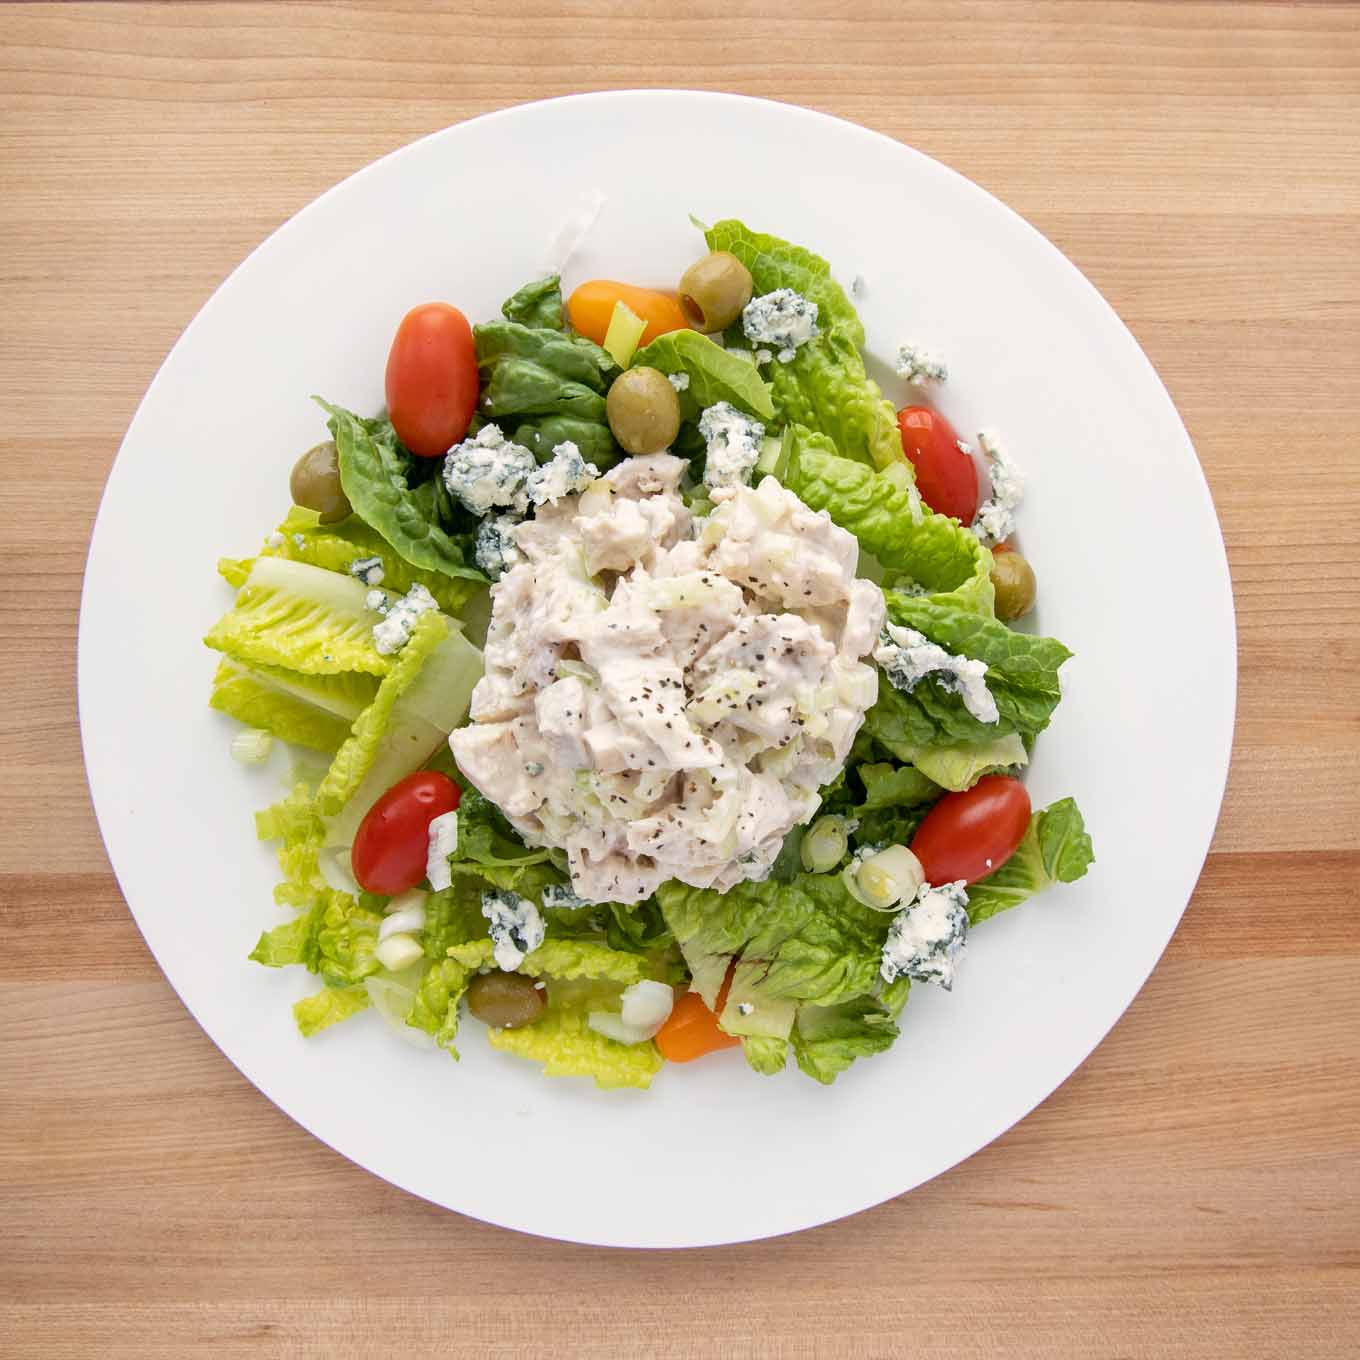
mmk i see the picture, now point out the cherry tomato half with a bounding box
[655,966,740,1063]
[351,771,460,896]
[910,775,1032,887]
[897,404,980,523]
[385,303,479,457]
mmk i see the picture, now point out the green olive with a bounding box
[466,971,546,1029]
[289,440,351,523]
[606,366,681,455]
[990,547,1037,622]
[678,251,754,333]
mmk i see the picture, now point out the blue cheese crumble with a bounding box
[698,401,765,490]
[972,431,1025,547]
[372,582,437,655]
[481,889,546,970]
[881,880,969,989]
[895,342,948,386]
[348,555,385,587]
[365,588,390,614]
[668,372,690,393]
[266,531,286,549]
[442,424,537,516]
[873,622,998,724]
[526,440,597,507]
[540,883,589,912]
[474,514,524,581]
[741,288,819,363]
[425,811,459,892]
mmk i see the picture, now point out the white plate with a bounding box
[79,92,1235,1248]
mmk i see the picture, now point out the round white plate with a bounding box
[79,92,1235,1248]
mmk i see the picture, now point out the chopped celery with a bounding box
[602,301,647,368]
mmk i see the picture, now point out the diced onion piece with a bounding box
[375,934,424,971]
[602,300,648,368]
[801,815,851,873]
[379,900,427,940]
[619,979,674,1033]
[587,1010,655,1046]
[230,728,273,765]
[855,845,925,912]
[425,811,458,892]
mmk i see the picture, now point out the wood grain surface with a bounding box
[2,2,1358,1355]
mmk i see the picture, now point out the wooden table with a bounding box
[3,2,1357,1355]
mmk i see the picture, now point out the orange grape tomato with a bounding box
[655,992,741,1063]
[567,281,690,347]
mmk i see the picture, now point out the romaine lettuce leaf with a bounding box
[857,762,941,810]
[908,733,1029,792]
[482,357,608,422]
[510,415,618,470]
[421,881,489,960]
[966,798,1095,924]
[204,555,392,676]
[313,610,450,817]
[441,789,557,892]
[631,329,775,421]
[321,401,485,581]
[407,956,475,1056]
[475,320,617,393]
[742,1036,790,1076]
[791,993,905,1085]
[208,658,372,753]
[294,984,370,1037]
[703,220,900,469]
[448,937,650,984]
[486,993,663,1090]
[502,275,564,330]
[253,506,485,616]
[249,891,384,987]
[784,431,995,613]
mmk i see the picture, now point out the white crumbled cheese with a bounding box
[266,531,286,549]
[348,555,385,587]
[526,440,597,507]
[442,424,538,515]
[481,889,546,970]
[851,275,866,298]
[450,456,886,904]
[540,882,589,912]
[699,401,765,491]
[425,811,459,892]
[668,372,691,392]
[754,348,773,366]
[365,588,390,614]
[972,431,1025,547]
[873,622,999,724]
[293,533,307,549]
[372,582,438,655]
[475,514,525,581]
[895,342,948,386]
[737,1002,754,1016]
[881,880,969,989]
[741,288,819,363]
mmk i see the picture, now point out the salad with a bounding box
[205,219,1093,1090]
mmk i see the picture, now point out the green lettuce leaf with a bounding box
[791,993,905,1085]
[407,956,475,1056]
[204,554,392,676]
[486,990,663,1090]
[321,621,484,848]
[209,658,373,753]
[656,871,890,1011]
[253,506,485,617]
[421,881,490,960]
[703,220,900,469]
[475,320,617,393]
[509,415,618,470]
[743,1036,790,1076]
[857,762,941,810]
[448,937,650,984]
[631,329,775,421]
[313,610,450,818]
[321,401,485,581]
[967,798,1095,925]
[502,275,565,330]
[784,432,995,613]
[482,357,608,422]
[442,790,556,892]
[853,803,933,851]
[294,984,370,1037]
[908,733,1029,792]
[249,891,384,987]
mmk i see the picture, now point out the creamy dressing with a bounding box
[450,455,886,904]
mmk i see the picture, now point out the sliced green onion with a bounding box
[603,300,647,367]
[230,727,274,765]
[854,845,925,912]
[801,815,852,873]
